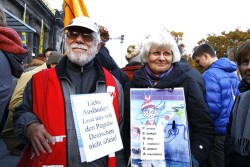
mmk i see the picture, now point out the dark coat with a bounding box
[0,27,27,126]
[224,79,250,167]
[96,46,128,88]
[123,62,214,166]
[179,58,205,94]
[0,50,27,127]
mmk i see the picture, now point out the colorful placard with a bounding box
[130,88,191,167]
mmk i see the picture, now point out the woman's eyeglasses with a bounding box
[66,30,95,43]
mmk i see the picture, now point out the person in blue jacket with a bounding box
[193,43,240,167]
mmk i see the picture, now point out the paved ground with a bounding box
[0,138,20,167]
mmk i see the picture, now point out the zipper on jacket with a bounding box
[81,67,84,93]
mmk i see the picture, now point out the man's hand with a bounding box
[26,122,55,156]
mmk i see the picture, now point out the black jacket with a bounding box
[179,58,205,94]
[96,46,128,88]
[123,62,214,165]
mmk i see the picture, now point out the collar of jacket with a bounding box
[1,50,27,78]
[131,62,187,88]
[55,56,105,81]
[238,79,250,93]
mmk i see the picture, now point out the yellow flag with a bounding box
[21,4,26,46]
[64,0,89,27]
[39,19,44,54]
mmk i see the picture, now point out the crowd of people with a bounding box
[1,3,250,167]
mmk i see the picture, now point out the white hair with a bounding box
[64,31,100,66]
[140,31,181,64]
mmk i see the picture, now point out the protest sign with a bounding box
[130,88,191,167]
[71,93,123,162]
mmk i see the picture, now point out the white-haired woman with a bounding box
[123,31,214,167]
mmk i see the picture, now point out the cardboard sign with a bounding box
[71,93,123,162]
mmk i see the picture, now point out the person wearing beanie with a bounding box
[95,25,128,87]
[125,44,141,64]
[123,30,214,166]
[122,44,143,81]
[0,4,28,128]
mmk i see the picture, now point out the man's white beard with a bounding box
[66,43,97,66]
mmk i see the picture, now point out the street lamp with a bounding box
[110,35,125,43]
[120,35,124,43]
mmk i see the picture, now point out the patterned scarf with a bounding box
[144,64,173,86]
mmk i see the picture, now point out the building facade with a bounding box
[1,0,64,63]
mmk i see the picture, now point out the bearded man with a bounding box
[14,16,126,167]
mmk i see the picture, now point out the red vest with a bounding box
[18,67,119,167]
